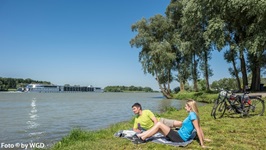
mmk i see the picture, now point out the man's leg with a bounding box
[159,118,182,128]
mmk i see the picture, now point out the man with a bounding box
[132,103,182,133]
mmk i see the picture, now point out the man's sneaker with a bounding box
[132,135,146,144]
[131,134,139,140]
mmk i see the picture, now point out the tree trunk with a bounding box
[155,72,172,99]
[250,56,261,91]
[192,53,199,92]
[239,50,248,91]
[180,81,185,91]
[204,50,210,91]
[232,58,241,91]
[167,69,171,94]
[251,67,261,91]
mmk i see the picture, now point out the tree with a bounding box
[166,0,191,92]
[0,77,51,91]
[130,15,176,98]
[202,0,266,91]
[199,50,213,92]
[168,0,213,92]
[130,0,266,95]
[224,45,242,91]
[248,51,266,91]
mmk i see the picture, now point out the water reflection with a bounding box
[26,98,43,139]
[27,98,39,129]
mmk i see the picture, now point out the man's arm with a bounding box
[133,128,142,133]
[133,119,142,133]
[151,116,158,125]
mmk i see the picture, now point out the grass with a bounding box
[49,98,266,150]
[173,91,218,103]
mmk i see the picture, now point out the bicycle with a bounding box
[211,90,227,117]
[212,90,265,119]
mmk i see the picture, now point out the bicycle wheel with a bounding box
[248,98,265,116]
[211,98,220,116]
[213,101,226,119]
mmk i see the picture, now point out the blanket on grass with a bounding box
[114,130,196,147]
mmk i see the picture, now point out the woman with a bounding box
[134,100,208,148]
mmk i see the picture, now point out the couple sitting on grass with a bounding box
[131,100,210,148]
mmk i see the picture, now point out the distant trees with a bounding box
[104,86,154,92]
[211,78,239,91]
[0,77,51,91]
[130,0,266,98]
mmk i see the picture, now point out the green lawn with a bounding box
[50,102,266,150]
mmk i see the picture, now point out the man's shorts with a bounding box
[159,118,175,128]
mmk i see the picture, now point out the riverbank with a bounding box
[173,91,266,103]
[50,102,266,150]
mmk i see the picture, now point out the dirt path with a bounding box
[245,92,266,98]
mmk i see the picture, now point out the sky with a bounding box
[0,0,231,90]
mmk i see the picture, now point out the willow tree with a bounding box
[166,0,191,92]
[165,0,215,92]
[174,51,191,92]
[227,0,266,91]
[175,0,213,92]
[130,15,176,98]
[244,0,266,91]
[202,0,266,91]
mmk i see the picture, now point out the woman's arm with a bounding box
[192,120,205,148]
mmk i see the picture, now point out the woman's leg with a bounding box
[138,122,170,140]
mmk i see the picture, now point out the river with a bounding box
[0,92,195,148]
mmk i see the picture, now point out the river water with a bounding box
[0,92,192,148]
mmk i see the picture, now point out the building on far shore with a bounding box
[22,84,103,93]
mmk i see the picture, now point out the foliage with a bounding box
[211,78,240,91]
[104,85,154,92]
[130,0,266,95]
[130,14,175,98]
[0,77,51,91]
[179,77,266,93]
[173,86,180,93]
[198,79,207,91]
